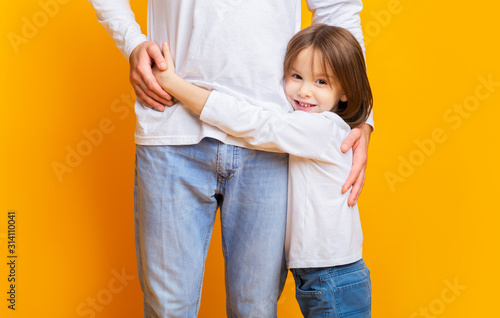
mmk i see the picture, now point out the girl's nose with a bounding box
[298,84,312,98]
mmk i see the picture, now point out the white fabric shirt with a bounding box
[201,91,363,268]
[89,0,372,146]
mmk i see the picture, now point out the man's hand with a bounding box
[129,41,173,111]
[341,123,373,207]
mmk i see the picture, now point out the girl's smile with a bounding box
[293,99,318,111]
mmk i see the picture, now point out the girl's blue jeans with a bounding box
[291,259,371,318]
[134,138,289,317]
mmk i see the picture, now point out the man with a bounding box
[89,0,373,317]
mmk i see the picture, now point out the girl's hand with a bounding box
[152,42,179,95]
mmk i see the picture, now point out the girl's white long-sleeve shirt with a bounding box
[201,91,363,268]
[88,0,372,146]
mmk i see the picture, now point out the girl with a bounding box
[154,24,373,317]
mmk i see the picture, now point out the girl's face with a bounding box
[284,46,346,114]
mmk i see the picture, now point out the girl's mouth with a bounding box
[294,99,317,109]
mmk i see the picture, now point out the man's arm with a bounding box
[88,0,172,110]
[307,0,373,205]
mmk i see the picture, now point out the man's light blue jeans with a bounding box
[134,138,289,317]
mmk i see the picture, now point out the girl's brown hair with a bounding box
[284,24,372,128]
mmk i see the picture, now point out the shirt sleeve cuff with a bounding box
[365,109,374,130]
[124,34,149,61]
[200,90,224,125]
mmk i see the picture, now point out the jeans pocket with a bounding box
[293,270,332,318]
[327,264,371,317]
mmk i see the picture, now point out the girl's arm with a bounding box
[200,91,350,161]
[153,43,349,161]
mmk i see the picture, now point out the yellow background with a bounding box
[1,0,499,317]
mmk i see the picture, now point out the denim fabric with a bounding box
[134,138,288,317]
[291,259,371,318]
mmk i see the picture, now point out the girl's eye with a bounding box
[291,74,302,80]
[316,79,327,85]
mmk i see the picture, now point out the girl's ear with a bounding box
[340,93,347,102]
